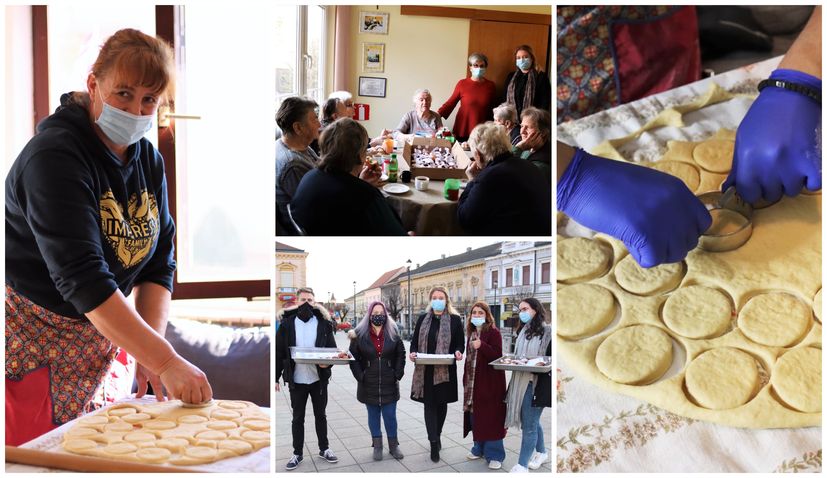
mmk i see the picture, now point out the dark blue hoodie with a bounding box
[5,92,175,319]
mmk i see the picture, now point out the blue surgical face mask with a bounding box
[471,67,486,79]
[470,317,485,328]
[519,311,533,323]
[516,58,532,70]
[95,89,154,145]
[431,299,446,312]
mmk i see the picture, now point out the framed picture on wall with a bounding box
[358,76,387,98]
[359,11,389,34]
[362,43,385,73]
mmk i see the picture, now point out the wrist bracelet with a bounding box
[757,78,821,103]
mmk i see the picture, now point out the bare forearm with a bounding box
[86,289,177,374]
[557,141,577,181]
[134,282,171,336]
[779,6,821,78]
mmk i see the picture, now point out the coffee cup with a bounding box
[401,170,412,183]
[415,176,429,191]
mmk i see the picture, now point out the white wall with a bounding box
[4,6,34,174]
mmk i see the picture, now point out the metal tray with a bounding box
[414,353,455,365]
[490,355,552,373]
[290,347,353,365]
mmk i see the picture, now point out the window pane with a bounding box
[173,5,275,282]
[306,5,326,104]
[275,6,297,105]
[541,262,550,283]
[506,268,513,287]
[522,265,530,285]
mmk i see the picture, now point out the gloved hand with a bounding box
[723,68,822,204]
[558,148,711,267]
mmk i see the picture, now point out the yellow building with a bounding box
[276,242,309,316]
[397,243,501,336]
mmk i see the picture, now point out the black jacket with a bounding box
[457,152,552,236]
[531,341,551,408]
[275,304,337,388]
[290,168,405,235]
[409,312,465,405]
[348,327,406,406]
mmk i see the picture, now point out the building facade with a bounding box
[275,242,308,317]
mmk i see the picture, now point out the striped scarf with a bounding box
[411,310,451,399]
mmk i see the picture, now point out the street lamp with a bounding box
[406,259,412,338]
[352,281,357,327]
[493,279,499,328]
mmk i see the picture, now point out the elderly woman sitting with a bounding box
[457,122,551,235]
[492,102,521,146]
[513,107,551,182]
[290,118,406,235]
[393,89,443,140]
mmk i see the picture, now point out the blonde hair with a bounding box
[92,29,175,103]
[425,286,459,315]
[468,122,512,166]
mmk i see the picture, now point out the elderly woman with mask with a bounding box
[457,122,551,235]
[436,53,497,142]
[393,89,443,140]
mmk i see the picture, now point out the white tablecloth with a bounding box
[5,396,271,473]
[555,57,822,473]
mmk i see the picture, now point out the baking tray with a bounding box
[413,353,456,365]
[290,347,353,365]
[490,355,552,373]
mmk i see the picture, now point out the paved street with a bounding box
[276,331,552,473]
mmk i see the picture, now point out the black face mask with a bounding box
[297,302,315,322]
[370,314,387,327]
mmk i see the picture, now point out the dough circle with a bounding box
[662,285,731,339]
[218,401,248,410]
[211,409,242,420]
[66,427,98,438]
[614,255,683,296]
[121,413,151,424]
[178,414,209,424]
[143,420,176,430]
[685,347,759,410]
[206,420,238,430]
[557,237,611,283]
[104,422,134,433]
[196,430,228,440]
[103,442,138,455]
[772,347,821,413]
[693,139,734,173]
[814,288,822,322]
[64,439,98,452]
[108,407,138,417]
[557,284,616,339]
[155,437,189,452]
[241,430,270,441]
[136,447,173,463]
[124,431,156,442]
[738,293,811,347]
[649,160,701,192]
[596,325,673,385]
[219,439,254,454]
[243,419,271,431]
[186,446,219,459]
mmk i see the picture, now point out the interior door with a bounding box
[468,20,550,101]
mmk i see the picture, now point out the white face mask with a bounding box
[95,89,154,145]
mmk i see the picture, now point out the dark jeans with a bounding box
[290,381,329,456]
[423,402,448,442]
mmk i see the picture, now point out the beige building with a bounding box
[275,242,308,316]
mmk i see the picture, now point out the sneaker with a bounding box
[319,448,338,463]
[528,451,548,470]
[466,452,482,460]
[285,454,303,471]
[510,464,529,473]
[488,460,503,470]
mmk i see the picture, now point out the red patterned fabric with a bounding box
[557,6,700,123]
[5,286,119,433]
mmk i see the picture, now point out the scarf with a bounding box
[506,69,537,114]
[411,310,451,399]
[463,329,480,412]
[504,324,551,429]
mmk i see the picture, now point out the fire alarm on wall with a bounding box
[353,103,370,121]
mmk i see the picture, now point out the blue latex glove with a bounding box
[723,69,822,204]
[558,148,711,268]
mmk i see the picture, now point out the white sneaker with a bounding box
[528,451,548,470]
[488,460,503,470]
[466,452,482,460]
[510,464,529,473]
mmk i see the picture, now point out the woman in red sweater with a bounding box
[437,53,497,142]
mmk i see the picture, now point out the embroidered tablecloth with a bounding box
[556,56,822,473]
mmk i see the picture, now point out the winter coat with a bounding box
[409,312,465,405]
[462,326,507,441]
[275,304,336,388]
[347,327,406,406]
[531,341,552,408]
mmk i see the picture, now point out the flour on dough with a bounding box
[557,237,612,283]
[738,293,810,347]
[557,283,615,339]
[614,255,683,295]
[595,325,673,385]
[662,285,731,339]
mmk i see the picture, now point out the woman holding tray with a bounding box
[348,300,407,461]
[461,302,507,470]
[409,286,465,462]
[505,298,552,473]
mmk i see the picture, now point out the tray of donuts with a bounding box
[490,355,552,373]
[290,347,354,365]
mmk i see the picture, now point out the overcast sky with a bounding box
[277,237,526,302]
